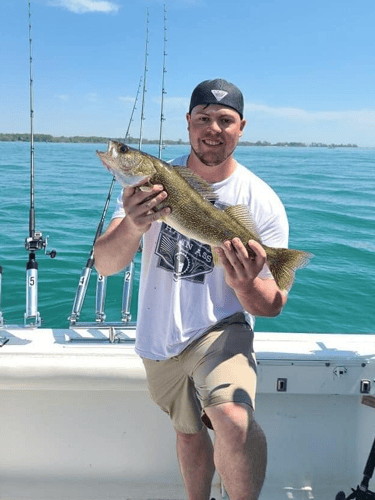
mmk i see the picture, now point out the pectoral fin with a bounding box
[211,246,221,266]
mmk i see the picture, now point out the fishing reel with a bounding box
[336,435,375,500]
[336,487,375,500]
[25,232,56,258]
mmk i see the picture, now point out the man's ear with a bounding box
[239,119,247,136]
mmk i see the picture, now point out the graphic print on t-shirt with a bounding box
[155,223,214,283]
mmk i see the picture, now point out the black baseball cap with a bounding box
[189,78,244,119]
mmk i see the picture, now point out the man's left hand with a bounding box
[214,239,266,294]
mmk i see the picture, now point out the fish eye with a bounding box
[120,144,128,153]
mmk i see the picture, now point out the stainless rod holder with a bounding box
[95,273,107,323]
[121,261,135,323]
[69,266,92,325]
[24,258,41,327]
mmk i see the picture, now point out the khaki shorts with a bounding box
[142,312,257,434]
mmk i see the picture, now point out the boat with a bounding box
[1,324,375,500]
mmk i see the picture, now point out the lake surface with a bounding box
[0,142,374,333]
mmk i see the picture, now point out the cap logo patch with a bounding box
[211,89,228,102]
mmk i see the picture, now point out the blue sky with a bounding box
[1,0,375,146]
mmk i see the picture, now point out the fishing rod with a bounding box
[69,180,113,325]
[0,265,9,345]
[70,8,156,328]
[94,76,143,324]
[120,8,152,324]
[25,1,56,327]
[121,6,168,322]
[139,8,149,151]
[158,5,167,160]
[69,77,143,326]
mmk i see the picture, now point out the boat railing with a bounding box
[67,324,137,344]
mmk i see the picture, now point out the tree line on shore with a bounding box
[0,133,186,144]
[0,133,358,148]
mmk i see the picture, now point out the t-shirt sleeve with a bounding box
[111,189,126,220]
[255,188,289,280]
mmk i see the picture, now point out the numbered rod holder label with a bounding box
[25,261,41,327]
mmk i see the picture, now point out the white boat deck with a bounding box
[1,326,375,499]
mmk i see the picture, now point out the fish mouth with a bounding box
[96,150,113,172]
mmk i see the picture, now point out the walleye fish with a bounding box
[97,141,312,291]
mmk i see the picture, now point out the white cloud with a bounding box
[152,0,203,5]
[245,102,375,124]
[240,102,375,146]
[119,96,136,104]
[56,94,70,101]
[164,96,190,109]
[159,96,190,116]
[48,0,119,14]
[246,103,309,120]
[85,92,99,102]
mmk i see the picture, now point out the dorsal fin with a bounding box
[172,165,218,204]
[224,205,260,239]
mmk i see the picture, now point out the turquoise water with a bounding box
[0,142,374,333]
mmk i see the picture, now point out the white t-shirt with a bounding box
[111,154,289,360]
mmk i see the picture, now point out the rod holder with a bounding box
[24,254,41,327]
[95,273,107,323]
[69,264,93,325]
[121,261,135,323]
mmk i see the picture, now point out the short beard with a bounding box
[191,145,236,167]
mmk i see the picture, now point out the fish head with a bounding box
[96,140,156,186]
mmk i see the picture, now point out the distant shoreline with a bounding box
[0,133,358,148]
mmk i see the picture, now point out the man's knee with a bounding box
[205,402,254,441]
[175,426,209,445]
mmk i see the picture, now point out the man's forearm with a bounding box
[94,217,142,276]
[235,277,287,317]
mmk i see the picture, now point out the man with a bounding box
[94,79,289,500]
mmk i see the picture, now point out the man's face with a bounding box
[186,104,246,167]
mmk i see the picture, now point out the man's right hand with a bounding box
[94,179,170,277]
[123,177,171,236]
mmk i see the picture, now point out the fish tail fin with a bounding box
[265,246,313,292]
